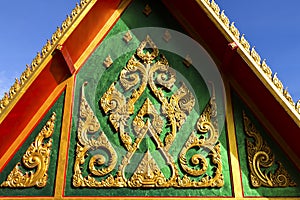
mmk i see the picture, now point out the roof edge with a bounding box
[0,0,96,121]
[197,0,300,123]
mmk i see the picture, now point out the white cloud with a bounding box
[0,70,16,97]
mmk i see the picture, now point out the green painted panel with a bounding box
[232,91,300,197]
[0,92,65,197]
[66,0,231,197]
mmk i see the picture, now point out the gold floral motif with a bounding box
[229,22,240,40]
[123,31,132,43]
[143,4,152,16]
[1,113,56,188]
[210,0,220,15]
[73,83,118,187]
[243,112,296,188]
[283,88,295,106]
[0,0,93,116]
[261,59,272,79]
[128,150,166,187]
[163,30,172,42]
[220,10,230,28]
[250,47,261,65]
[272,73,284,93]
[178,93,223,187]
[75,36,221,188]
[240,34,250,53]
[103,55,113,68]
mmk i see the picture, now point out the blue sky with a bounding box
[0,0,299,102]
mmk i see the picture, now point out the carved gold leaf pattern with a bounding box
[73,83,119,187]
[243,111,296,188]
[73,36,222,188]
[1,113,56,188]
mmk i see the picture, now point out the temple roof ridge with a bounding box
[0,0,299,122]
[199,0,300,120]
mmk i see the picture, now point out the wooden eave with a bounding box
[0,0,299,167]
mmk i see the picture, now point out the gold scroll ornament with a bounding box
[243,111,296,188]
[1,113,56,188]
[73,36,223,188]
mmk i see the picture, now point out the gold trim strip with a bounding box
[195,0,300,123]
[230,80,300,171]
[224,81,243,198]
[74,0,133,70]
[54,76,75,198]
[0,79,67,172]
[0,0,97,122]
[1,197,300,200]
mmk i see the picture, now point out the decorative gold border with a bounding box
[224,81,243,198]
[0,0,97,122]
[230,79,300,171]
[54,76,75,198]
[195,0,300,124]
[74,0,133,70]
[0,79,67,172]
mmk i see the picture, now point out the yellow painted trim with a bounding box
[74,0,133,70]
[0,78,68,172]
[194,0,300,125]
[224,81,243,198]
[0,0,97,124]
[1,197,300,200]
[230,79,300,171]
[54,76,75,198]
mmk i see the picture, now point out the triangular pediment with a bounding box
[0,0,299,199]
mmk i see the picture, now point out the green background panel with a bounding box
[0,92,65,197]
[232,91,300,197]
[65,0,231,197]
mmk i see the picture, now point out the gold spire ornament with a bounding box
[1,113,56,188]
[243,112,296,188]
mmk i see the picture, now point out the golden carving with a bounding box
[261,59,272,79]
[103,55,113,68]
[143,4,152,16]
[128,150,166,187]
[163,30,172,42]
[240,34,250,53]
[220,10,230,28]
[178,93,223,187]
[250,47,261,65]
[73,82,119,187]
[296,100,300,114]
[183,55,192,67]
[123,31,132,43]
[229,22,240,40]
[0,0,93,116]
[1,113,56,188]
[272,73,284,93]
[74,36,222,188]
[283,87,295,106]
[210,0,220,15]
[243,112,296,188]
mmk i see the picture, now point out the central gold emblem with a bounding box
[73,36,223,188]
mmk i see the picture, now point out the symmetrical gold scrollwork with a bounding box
[243,111,296,188]
[73,83,119,187]
[1,113,56,188]
[74,36,222,188]
[178,94,223,187]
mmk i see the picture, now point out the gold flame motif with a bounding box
[73,36,223,188]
